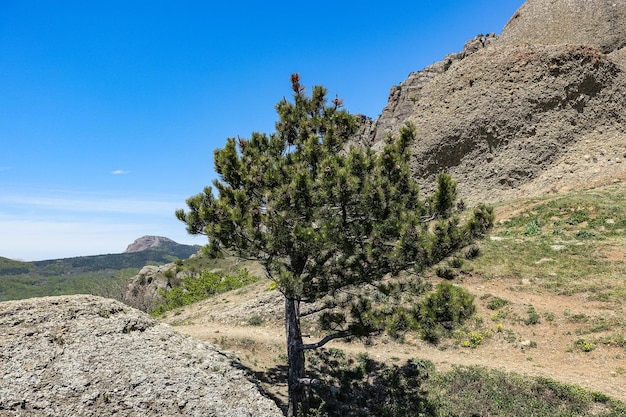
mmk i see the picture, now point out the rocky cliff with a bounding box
[0,295,281,416]
[363,0,626,204]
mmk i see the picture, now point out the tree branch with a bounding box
[300,303,334,317]
[298,378,319,386]
[300,331,351,350]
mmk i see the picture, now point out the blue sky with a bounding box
[0,1,525,261]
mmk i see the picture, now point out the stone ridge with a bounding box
[0,295,282,417]
[368,33,499,145]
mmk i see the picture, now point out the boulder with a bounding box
[0,295,282,416]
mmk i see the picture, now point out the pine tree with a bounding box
[176,74,492,416]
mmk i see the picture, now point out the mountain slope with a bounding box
[499,0,626,53]
[162,182,626,408]
[158,0,626,411]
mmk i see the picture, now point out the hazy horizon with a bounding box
[1,1,525,261]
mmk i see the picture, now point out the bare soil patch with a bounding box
[161,274,626,404]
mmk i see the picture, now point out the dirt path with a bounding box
[162,274,626,403]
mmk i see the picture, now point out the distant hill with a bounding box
[124,235,183,253]
[0,236,201,301]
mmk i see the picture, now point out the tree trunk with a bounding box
[285,296,305,417]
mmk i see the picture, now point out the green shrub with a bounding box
[435,266,457,280]
[386,308,415,340]
[575,230,596,239]
[297,401,328,417]
[486,296,509,310]
[419,282,475,344]
[464,245,481,260]
[524,305,541,325]
[432,173,458,218]
[524,219,542,236]
[575,338,596,352]
[448,257,464,269]
[152,268,257,315]
[460,331,486,348]
[462,204,495,240]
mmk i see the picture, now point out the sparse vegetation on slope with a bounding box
[427,365,626,417]
[175,75,493,416]
[152,268,258,316]
[0,266,138,302]
[471,184,626,302]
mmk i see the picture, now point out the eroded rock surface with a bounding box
[359,0,626,204]
[0,295,281,417]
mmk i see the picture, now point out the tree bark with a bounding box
[285,296,305,417]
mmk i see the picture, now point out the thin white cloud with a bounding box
[0,215,201,261]
[111,169,130,175]
[0,190,200,260]
[0,218,151,260]
[0,193,184,215]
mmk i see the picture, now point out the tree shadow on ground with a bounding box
[239,351,436,417]
[245,364,288,415]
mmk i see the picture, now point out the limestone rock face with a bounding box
[0,295,282,417]
[361,0,626,204]
[499,0,626,53]
[370,33,498,145]
[406,43,625,201]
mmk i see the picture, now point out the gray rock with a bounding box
[123,264,176,312]
[0,295,282,417]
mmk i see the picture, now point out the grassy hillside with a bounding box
[0,243,200,301]
[464,184,626,349]
[472,184,626,302]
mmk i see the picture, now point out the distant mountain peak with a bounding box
[124,236,177,253]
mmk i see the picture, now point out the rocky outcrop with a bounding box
[361,0,626,204]
[409,43,625,200]
[0,295,282,417]
[122,264,180,312]
[124,236,177,253]
[368,33,498,145]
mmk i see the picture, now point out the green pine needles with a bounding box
[176,74,493,416]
